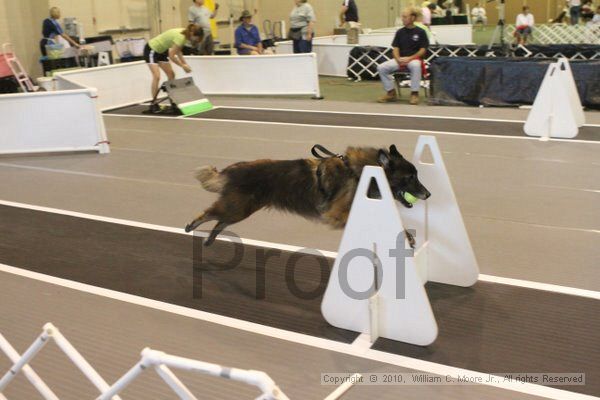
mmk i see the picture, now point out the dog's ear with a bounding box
[377,149,391,169]
[389,145,402,158]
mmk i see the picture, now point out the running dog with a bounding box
[185,145,430,246]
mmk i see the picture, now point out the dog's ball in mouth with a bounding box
[403,192,419,205]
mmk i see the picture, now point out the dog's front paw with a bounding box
[185,223,194,233]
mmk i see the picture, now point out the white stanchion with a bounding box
[321,136,479,346]
[401,136,479,287]
[524,58,585,140]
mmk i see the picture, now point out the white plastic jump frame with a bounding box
[524,58,585,141]
[322,135,479,346]
[0,323,122,400]
[97,348,289,400]
[0,323,360,400]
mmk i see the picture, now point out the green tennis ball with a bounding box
[403,192,419,204]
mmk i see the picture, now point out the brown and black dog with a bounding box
[185,145,430,245]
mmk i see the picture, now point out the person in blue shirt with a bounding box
[235,10,263,55]
[40,7,80,56]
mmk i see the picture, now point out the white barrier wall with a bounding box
[276,42,350,77]
[186,54,321,97]
[56,62,155,111]
[276,34,395,77]
[371,26,473,44]
[55,54,321,110]
[0,89,109,155]
[313,34,395,46]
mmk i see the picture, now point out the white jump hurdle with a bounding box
[524,58,586,141]
[322,135,479,346]
[0,323,360,400]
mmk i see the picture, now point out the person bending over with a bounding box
[144,24,204,113]
[377,8,429,105]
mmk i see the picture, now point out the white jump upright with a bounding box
[524,58,585,141]
[321,135,479,346]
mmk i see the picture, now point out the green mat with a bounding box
[178,98,213,116]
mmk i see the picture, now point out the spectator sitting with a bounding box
[515,6,534,46]
[40,7,80,56]
[471,3,488,29]
[235,10,263,55]
[377,7,429,105]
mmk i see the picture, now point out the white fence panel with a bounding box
[0,89,109,154]
[186,54,321,97]
[56,62,155,110]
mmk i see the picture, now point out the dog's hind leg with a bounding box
[204,221,230,246]
[193,194,263,245]
[185,211,216,233]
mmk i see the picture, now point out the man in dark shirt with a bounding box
[340,0,359,26]
[377,7,429,105]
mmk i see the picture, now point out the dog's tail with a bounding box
[194,166,225,193]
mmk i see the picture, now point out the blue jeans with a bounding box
[377,59,422,92]
[570,5,580,24]
[293,39,312,53]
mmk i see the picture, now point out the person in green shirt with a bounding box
[144,24,204,112]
